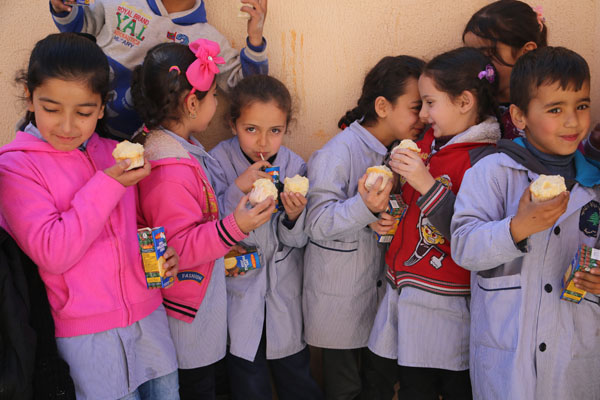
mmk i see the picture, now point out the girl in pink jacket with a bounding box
[0,33,181,399]
[133,39,275,400]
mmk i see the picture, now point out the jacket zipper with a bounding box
[81,148,131,325]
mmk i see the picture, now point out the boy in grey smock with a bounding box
[451,47,600,399]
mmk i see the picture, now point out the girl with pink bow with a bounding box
[132,38,276,400]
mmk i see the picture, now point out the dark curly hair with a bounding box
[15,32,110,135]
[338,55,424,129]
[423,47,500,125]
[463,0,547,67]
[131,42,211,131]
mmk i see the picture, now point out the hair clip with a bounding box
[478,64,495,83]
[169,65,181,74]
[533,6,545,31]
[142,125,150,136]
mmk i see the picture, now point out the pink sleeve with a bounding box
[0,165,126,274]
[138,169,246,270]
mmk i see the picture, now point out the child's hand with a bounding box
[235,161,272,194]
[358,174,393,214]
[104,158,151,187]
[589,123,600,149]
[369,212,396,235]
[242,0,268,47]
[162,246,179,288]
[281,192,307,222]
[389,149,436,195]
[233,193,276,234]
[509,187,569,243]
[51,0,76,13]
[574,269,600,295]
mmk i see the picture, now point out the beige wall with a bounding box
[1,0,599,160]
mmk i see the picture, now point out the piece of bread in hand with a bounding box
[112,141,144,171]
[249,178,278,205]
[365,165,393,192]
[530,174,567,202]
[283,175,309,196]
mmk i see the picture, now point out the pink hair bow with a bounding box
[186,38,225,93]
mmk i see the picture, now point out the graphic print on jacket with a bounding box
[405,175,452,269]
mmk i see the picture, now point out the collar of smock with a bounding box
[348,121,388,156]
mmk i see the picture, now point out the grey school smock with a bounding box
[452,149,600,400]
[206,137,308,361]
[303,121,387,349]
[56,305,178,400]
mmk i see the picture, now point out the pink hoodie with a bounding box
[0,131,162,337]
[138,130,247,322]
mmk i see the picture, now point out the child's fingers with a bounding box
[250,160,271,170]
[257,171,272,180]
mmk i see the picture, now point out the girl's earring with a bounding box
[190,113,197,119]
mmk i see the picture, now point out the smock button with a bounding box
[554,226,561,235]
[539,343,547,352]
[377,280,382,287]
[544,284,552,293]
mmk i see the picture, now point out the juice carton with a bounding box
[137,227,174,289]
[225,247,262,277]
[264,166,283,212]
[561,245,600,303]
[375,194,408,244]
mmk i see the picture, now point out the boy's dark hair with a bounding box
[228,75,293,128]
[463,0,547,66]
[424,47,500,124]
[131,42,211,130]
[510,47,590,114]
[16,32,110,133]
[338,55,424,129]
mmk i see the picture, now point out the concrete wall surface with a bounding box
[0,0,598,159]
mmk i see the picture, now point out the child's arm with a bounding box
[49,0,105,37]
[304,153,389,241]
[138,172,249,269]
[391,149,454,239]
[0,159,140,274]
[451,160,568,271]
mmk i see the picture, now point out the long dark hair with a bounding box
[338,56,424,129]
[423,47,500,124]
[463,0,547,67]
[16,32,110,135]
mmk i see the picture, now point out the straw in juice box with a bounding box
[137,227,174,289]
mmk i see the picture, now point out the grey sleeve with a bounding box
[304,152,378,241]
[450,162,526,271]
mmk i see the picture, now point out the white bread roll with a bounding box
[283,175,309,196]
[392,139,420,154]
[249,178,278,205]
[365,165,393,192]
[112,141,144,171]
[530,174,567,202]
